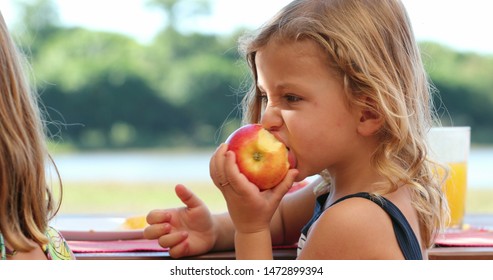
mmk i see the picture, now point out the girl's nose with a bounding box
[260,103,283,131]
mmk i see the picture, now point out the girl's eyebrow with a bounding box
[257,82,296,93]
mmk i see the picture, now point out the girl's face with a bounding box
[255,38,366,181]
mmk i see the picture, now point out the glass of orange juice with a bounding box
[427,126,470,229]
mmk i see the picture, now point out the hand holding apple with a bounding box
[226,124,294,190]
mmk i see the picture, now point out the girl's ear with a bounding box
[356,99,384,136]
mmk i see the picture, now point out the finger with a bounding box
[157,231,188,249]
[208,144,222,184]
[271,169,300,199]
[146,209,171,224]
[211,148,227,188]
[209,144,229,187]
[168,240,191,259]
[143,223,171,240]
[174,184,204,209]
[223,150,252,195]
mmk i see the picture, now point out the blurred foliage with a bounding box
[421,42,493,144]
[8,0,493,151]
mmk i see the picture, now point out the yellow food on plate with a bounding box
[121,215,148,230]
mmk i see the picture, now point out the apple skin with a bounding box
[226,124,290,190]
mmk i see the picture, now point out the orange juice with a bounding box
[428,126,470,228]
[442,162,468,228]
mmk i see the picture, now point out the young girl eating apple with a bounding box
[144,0,448,260]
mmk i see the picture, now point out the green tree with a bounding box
[33,28,147,92]
[421,42,493,144]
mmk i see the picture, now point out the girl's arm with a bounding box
[210,212,236,251]
[270,178,319,245]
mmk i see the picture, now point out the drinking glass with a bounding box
[427,126,470,228]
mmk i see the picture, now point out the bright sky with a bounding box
[1,0,492,55]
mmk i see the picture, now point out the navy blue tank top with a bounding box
[300,192,422,260]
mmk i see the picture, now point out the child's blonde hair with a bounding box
[238,0,448,248]
[0,12,62,251]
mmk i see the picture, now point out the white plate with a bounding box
[59,229,143,241]
[50,216,144,241]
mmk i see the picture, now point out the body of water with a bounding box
[51,148,493,189]
[51,151,213,183]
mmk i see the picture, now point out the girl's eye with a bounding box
[259,93,268,104]
[285,94,301,102]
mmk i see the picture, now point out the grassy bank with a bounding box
[56,181,227,216]
[56,181,493,216]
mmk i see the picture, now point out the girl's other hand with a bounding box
[143,184,216,258]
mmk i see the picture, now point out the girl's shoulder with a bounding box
[43,226,75,260]
[300,194,403,259]
[320,193,397,238]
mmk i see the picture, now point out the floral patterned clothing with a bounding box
[0,226,74,260]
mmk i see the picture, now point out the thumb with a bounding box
[272,169,299,198]
[175,184,204,209]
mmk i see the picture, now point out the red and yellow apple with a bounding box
[226,124,293,190]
